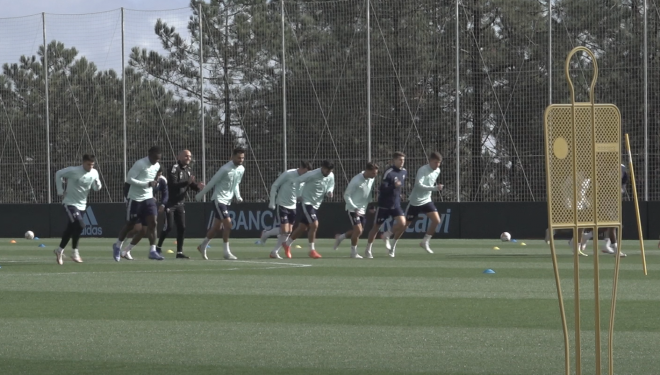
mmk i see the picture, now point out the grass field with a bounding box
[0,237,658,374]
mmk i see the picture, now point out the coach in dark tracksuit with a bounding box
[156,150,204,258]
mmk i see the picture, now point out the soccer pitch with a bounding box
[0,238,658,375]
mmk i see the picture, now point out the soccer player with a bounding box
[112,146,162,261]
[194,148,245,260]
[283,160,335,259]
[156,150,204,258]
[402,152,444,253]
[333,162,379,258]
[365,151,408,258]
[53,154,102,265]
[121,169,168,259]
[603,163,628,257]
[267,160,311,259]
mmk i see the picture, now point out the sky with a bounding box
[0,0,194,72]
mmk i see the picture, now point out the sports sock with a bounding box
[265,227,280,237]
[423,234,432,242]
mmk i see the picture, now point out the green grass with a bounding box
[0,237,658,374]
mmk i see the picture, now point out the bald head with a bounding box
[178,150,192,166]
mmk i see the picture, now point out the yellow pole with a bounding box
[624,134,647,275]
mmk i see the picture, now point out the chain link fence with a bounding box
[0,0,656,203]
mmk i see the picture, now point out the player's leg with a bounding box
[334,211,356,251]
[56,206,78,265]
[270,207,291,259]
[69,212,85,263]
[348,214,365,259]
[156,206,175,254]
[123,202,155,260]
[198,216,222,260]
[389,212,408,258]
[259,208,281,245]
[418,203,440,254]
[365,208,386,258]
[145,211,162,260]
[174,205,188,258]
[220,214,237,260]
[113,200,139,261]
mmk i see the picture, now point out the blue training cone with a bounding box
[511,239,517,243]
[34,237,40,240]
[38,244,46,248]
[207,245,211,248]
[483,269,496,274]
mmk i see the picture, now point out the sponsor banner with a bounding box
[0,202,649,240]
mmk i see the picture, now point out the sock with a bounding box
[56,247,64,253]
[423,234,432,242]
[392,240,399,251]
[351,245,357,253]
[286,238,294,246]
[272,234,286,252]
[201,237,210,249]
[309,242,315,250]
[177,251,183,254]
[115,239,123,248]
[265,227,280,237]
[223,242,230,253]
[605,237,611,246]
[338,233,347,241]
[366,242,373,251]
[149,245,156,253]
[383,230,392,239]
[125,243,135,252]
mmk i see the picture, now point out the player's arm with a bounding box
[167,165,188,189]
[343,178,359,211]
[233,170,244,203]
[415,169,439,192]
[159,179,169,207]
[295,169,316,198]
[126,162,150,187]
[326,173,335,198]
[195,167,227,201]
[269,172,287,208]
[92,173,102,192]
[55,167,75,196]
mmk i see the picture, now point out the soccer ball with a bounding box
[24,231,35,240]
[500,232,511,242]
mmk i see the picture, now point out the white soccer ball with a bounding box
[24,231,35,240]
[500,232,511,242]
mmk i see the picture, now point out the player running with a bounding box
[53,154,102,264]
[284,160,335,259]
[333,163,379,258]
[365,151,408,258]
[112,146,163,261]
[402,152,444,253]
[266,161,311,259]
[195,148,245,260]
[121,168,168,260]
[156,150,204,258]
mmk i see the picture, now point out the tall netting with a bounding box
[552,0,646,201]
[200,0,282,202]
[647,0,660,200]
[284,0,367,200]
[125,7,202,197]
[47,10,123,202]
[0,14,48,203]
[370,0,457,201]
[459,0,549,202]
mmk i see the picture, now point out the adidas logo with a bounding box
[81,206,103,236]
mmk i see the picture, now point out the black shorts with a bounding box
[126,198,158,225]
[299,204,318,225]
[375,206,405,225]
[278,206,296,224]
[213,201,231,220]
[64,205,84,224]
[405,202,438,221]
[347,211,366,227]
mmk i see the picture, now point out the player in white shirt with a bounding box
[266,160,311,259]
[402,152,444,254]
[195,148,245,260]
[333,163,379,258]
[112,146,162,262]
[53,154,102,264]
[284,160,335,259]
